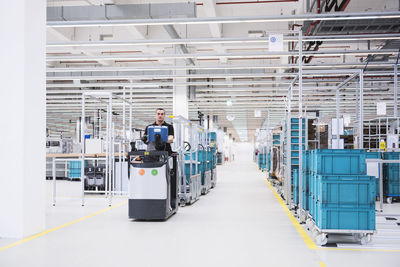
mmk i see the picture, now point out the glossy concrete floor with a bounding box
[1,143,400,267]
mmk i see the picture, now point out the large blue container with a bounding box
[293,169,310,209]
[197,150,206,162]
[312,149,367,175]
[315,205,375,230]
[383,152,400,197]
[258,153,267,170]
[208,132,217,143]
[184,164,196,182]
[316,175,375,208]
[293,169,299,204]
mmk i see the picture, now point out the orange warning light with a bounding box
[138,169,145,175]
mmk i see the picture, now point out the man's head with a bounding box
[155,108,165,124]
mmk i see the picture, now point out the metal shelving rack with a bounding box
[363,117,400,152]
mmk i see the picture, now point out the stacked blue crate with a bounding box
[288,118,306,173]
[310,149,375,231]
[258,153,267,171]
[383,152,400,198]
[69,161,85,179]
[208,132,217,169]
[302,150,311,210]
[273,134,280,146]
[293,151,310,209]
[197,149,207,185]
[293,169,299,204]
[184,152,197,183]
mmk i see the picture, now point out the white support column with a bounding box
[0,0,46,238]
[173,59,189,118]
[298,30,303,212]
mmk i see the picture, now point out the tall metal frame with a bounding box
[168,115,203,205]
[80,91,133,206]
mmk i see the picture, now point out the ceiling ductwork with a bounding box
[47,3,196,22]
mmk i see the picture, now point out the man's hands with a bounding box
[141,135,148,144]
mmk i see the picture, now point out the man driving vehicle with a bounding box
[142,108,174,155]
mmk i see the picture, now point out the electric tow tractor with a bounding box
[128,126,178,220]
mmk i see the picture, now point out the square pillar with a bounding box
[0,0,46,238]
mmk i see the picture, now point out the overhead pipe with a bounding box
[46,33,400,48]
[46,49,399,62]
[303,0,350,63]
[47,11,400,28]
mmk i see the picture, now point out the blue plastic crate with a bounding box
[384,166,400,182]
[291,118,306,123]
[198,163,206,174]
[312,149,367,175]
[293,169,299,204]
[315,204,375,230]
[291,124,306,130]
[316,175,375,208]
[69,161,82,169]
[383,151,400,161]
[293,169,310,209]
[366,152,381,159]
[291,144,306,150]
[208,132,217,142]
[185,163,197,177]
[291,131,306,137]
[258,153,267,170]
[291,137,306,144]
[382,152,400,196]
[309,195,314,216]
[197,150,207,162]
[385,181,400,197]
[185,152,196,161]
[68,173,81,178]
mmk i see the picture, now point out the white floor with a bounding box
[1,143,400,267]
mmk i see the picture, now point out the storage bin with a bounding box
[316,175,375,208]
[315,204,375,230]
[312,149,366,175]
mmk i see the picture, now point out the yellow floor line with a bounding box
[264,178,400,253]
[319,262,326,267]
[0,200,128,251]
[264,179,318,250]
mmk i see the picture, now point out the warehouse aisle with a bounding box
[1,143,399,267]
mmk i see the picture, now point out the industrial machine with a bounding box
[128,126,178,220]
